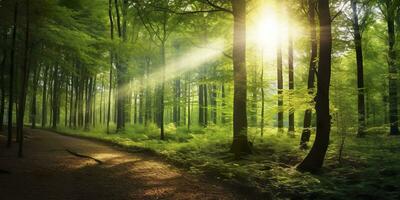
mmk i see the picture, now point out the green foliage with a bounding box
[55,125,400,199]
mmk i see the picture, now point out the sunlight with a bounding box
[149,40,224,84]
[248,4,289,58]
[253,10,279,47]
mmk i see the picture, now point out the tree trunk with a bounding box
[230,0,251,156]
[211,85,217,124]
[52,66,60,129]
[85,77,93,130]
[0,32,7,131]
[115,0,126,131]
[7,0,18,148]
[30,64,40,128]
[159,42,166,140]
[107,0,114,133]
[187,73,191,131]
[221,84,226,124]
[297,0,332,172]
[277,19,284,133]
[17,0,30,157]
[64,75,69,127]
[173,78,180,126]
[260,51,265,136]
[92,77,96,128]
[386,1,399,135]
[300,0,317,149]
[42,65,49,128]
[288,15,295,134]
[69,75,74,128]
[351,0,366,137]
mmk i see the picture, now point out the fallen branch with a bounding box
[65,149,103,164]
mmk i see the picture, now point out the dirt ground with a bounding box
[0,128,243,200]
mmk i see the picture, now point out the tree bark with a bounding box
[30,64,40,128]
[351,0,366,137]
[107,0,114,133]
[300,0,317,149]
[297,0,332,172]
[0,32,7,131]
[277,19,284,133]
[386,1,399,135]
[7,0,18,148]
[230,0,251,156]
[42,65,49,128]
[288,14,295,134]
[17,0,30,157]
[52,66,60,129]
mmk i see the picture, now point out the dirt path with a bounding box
[0,129,242,200]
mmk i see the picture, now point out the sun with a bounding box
[248,5,288,56]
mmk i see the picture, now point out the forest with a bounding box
[0,0,400,199]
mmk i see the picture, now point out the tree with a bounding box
[297,0,332,172]
[300,0,317,149]
[380,0,400,135]
[17,0,30,157]
[288,9,295,134]
[7,0,18,148]
[276,2,284,133]
[230,0,251,156]
[350,0,368,137]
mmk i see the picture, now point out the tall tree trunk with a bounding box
[134,93,138,124]
[107,0,114,133]
[0,32,7,131]
[297,0,332,172]
[173,77,180,126]
[386,1,399,135]
[115,0,125,131]
[30,64,40,128]
[251,65,257,125]
[260,51,265,136]
[85,77,93,130]
[69,75,74,128]
[187,73,191,131]
[351,0,366,137]
[159,42,166,140]
[198,84,204,126]
[52,66,59,129]
[42,65,49,128]
[221,84,226,124]
[17,0,30,157]
[230,0,251,156]
[211,85,217,124]
[277,8,284,133]
[300,0,317,149]
[100,77,104,125]
[64,75,69,127]
[288,15,295,134]
[92,77,96,128]
[7,0,18,148]
[138,90,144,124]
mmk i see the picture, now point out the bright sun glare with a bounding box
[249,5,290,57]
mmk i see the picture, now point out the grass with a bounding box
[55,124,400,199]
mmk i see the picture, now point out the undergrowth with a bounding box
[55,124,400,200]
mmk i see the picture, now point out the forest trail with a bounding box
[0,129,240,200]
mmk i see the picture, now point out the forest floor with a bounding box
[0,128,244,200]
[51,125,400,200]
